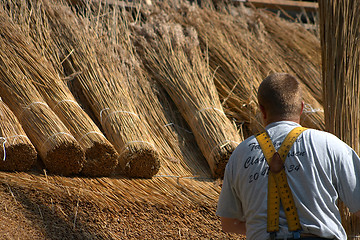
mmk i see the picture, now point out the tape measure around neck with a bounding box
[256,127,307,234]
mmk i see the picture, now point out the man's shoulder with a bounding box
[304,128,343,141]
[229,134,260,163]
[234,134,257,150]
[303,128,352,151]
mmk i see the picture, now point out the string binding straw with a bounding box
[303,103,324,113]
[40,132,76,151]
[195,107,226,117]
[120,140,157,168]
[208,140,240,160]
[0,137,6,161]
[163,122,192,134]
[53,99,82,110]
[100,108,140,124]
[191,106,227,125]
[0,135,28,161]
[120,141,156,154]
[153,174,213,180]
[20,101,49,119]
[78,131,107,143]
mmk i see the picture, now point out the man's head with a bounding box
[257,73,303,125]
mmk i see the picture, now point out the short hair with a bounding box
[257,73,303,119]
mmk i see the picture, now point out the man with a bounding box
[216,73,360,239]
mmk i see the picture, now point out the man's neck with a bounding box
[264,117,301,127]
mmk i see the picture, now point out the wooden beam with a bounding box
[235,0,318,12]
[67,0,152,8]
[91,0,136,8]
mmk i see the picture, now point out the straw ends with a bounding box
[42,140,84,175]
[0,140,37,172]
[81,141,119,177]
[0,101,37,172]
[116,141,160,178]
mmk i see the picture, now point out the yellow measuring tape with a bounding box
[256,127,307,238]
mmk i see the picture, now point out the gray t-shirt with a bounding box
[216,121,360,240]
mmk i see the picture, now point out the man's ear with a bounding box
[259,104,266,120]
[300,101,304,115]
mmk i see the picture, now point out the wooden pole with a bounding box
[235,0,318,12]
[319,0,360,238]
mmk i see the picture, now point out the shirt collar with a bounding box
[265,121,301,130]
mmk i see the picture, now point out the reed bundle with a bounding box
[0,100,37,172]
[319,0,360,237]
[133,17,242,178]
[0,10,85,176]
[38,0,160,178]
[2,0,119,177]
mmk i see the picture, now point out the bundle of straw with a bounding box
[319,0,360,237]
[39,1,160,178]
[0,11,85,176]
[2,0,119,177]
[133,18,242,178]
[0,99,37,172]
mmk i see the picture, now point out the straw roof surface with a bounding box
[0,0,324,239]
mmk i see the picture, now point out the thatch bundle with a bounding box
[0,11,85,175]
[36,0,160,178]
[133,16,242,178]
[319,0,360,237]
[0,100,37,172]
[1,0,119,177]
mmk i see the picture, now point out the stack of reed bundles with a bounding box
[170,3,264,135]
[132,16,242,178]
[319,0,360,237]
[93,4,212,178]
[38,0,160,178]
[0,99,37,172]
[0,10,84,176]
[252,10,325,130]
[167,2,324,135]
[2,0,119,177]
[256,11,323,105]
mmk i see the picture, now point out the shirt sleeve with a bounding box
[332,138,360,213]
[216,158,245,221]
